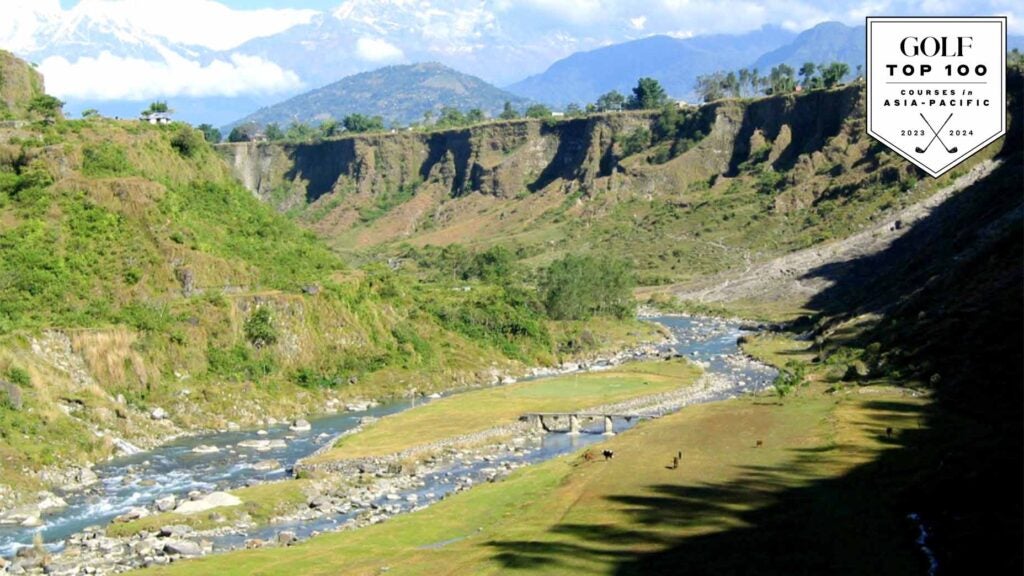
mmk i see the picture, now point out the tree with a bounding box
[435,107,466,128]
[820,62,850,89]
[695,72,726,103]
[525,104,551,118]
[738,68,751,96]
[768,64,796,95]
[170,127,205,157]
[596,90,626,112]
[143,101,171,116]
[799,62,818,88]
[540,254,635,320]
[342,113,384,133]
[196,123,221,143]
[722,71,740,98]
[319,118,340,138]
[228,124,259,142]
[628,77,669,110]
[81,108,100,119]
[499,101,519,120]
[564,103,583,117]
[27,95,63,120]
[466,108,486,123]
[264,122,284,140]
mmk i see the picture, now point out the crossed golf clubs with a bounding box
[915,113,958,154]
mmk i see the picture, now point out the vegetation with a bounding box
[540,255,635,320]
[310,359,700,462]
[696,61,852,102]
[196,123,221,143]
[627,77,669,110]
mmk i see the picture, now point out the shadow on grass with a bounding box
[489,74,1023,574]
[489,398,1019,575]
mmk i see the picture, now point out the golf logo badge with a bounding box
[866,17,1006,177]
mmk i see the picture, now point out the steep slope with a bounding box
[0,49,45,119]
[507,27,795,106]
[228,62,531,130]
[223,79,972,288]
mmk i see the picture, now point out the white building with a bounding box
[142,112,172,125]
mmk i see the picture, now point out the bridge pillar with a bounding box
[603,415,615,436]
[569,414,580,435]
[535,415,546,433]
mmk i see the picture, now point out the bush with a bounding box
[540,254,635,320]
[619,127,651,157]
[6,367,31,387]
[82,142,131,177]
[244,306,278,348]
[170,128,205,158]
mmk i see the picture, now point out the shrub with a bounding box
[170,128,205,158]
[540,254,635,320]
[82,142,131,177]
[6,367,31,387]
[244,306,278,348]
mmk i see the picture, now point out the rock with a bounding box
[244,539,266,549]
[276,531,297,546]
[75,467,99,487]
[251,460,280,472]
[289,419,311,432]
[191,445,219,454]
[163,540,202,556]
[37,492,67,512]
[256,429,268,436]
[226,422,240,431]
[307,495,331,509]
[154,495,177,512]
[159,525,192,538]
[150,407,168,420]
[19,515,41,527]
[114,507,149,523]
[173,492,241,515]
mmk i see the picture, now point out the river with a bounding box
[0,315,777,562]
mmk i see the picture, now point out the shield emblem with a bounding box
[866,17,1006,178]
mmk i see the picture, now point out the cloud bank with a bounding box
[40,52,303,100]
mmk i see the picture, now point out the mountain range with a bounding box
[229,62,530,130]
[4,3,1022,126]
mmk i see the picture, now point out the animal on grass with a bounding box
[583,450,596,462]
[756,440,763,448]
[602,450,614,461]
[886,427,893,438]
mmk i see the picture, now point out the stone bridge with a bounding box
[519,412,644,436]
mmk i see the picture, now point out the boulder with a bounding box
[251,460,280,472]
[276,531,297,546]
[154,495,176,513]
[37,492,67,512]
[150,407,168,420]
[289,419,311,432]
[158,525,192,538]
[191,445,219,454]
[114,507,149,523]
[173,492,241,515]
[163,540,202,557]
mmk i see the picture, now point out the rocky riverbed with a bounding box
[0,316,774,575]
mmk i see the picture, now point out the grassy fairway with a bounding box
[138,379,930,576]
[308,359,701,462]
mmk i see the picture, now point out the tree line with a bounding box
[695,61,857,103]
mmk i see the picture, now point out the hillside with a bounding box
[506,26,795,106]
[223,80,969,288]
[227,62,531,131]
[0,55,660,502]
[0,49,45,120]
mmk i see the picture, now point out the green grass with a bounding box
[310,359,700,462]
[139,383,929,576]
[107,481,309,538]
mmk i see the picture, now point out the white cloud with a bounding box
[629,16,647,30]
[39,51,302,100]
[355,37,406,62]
